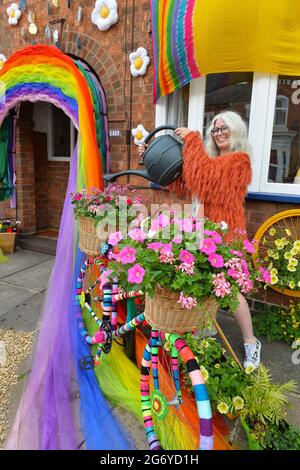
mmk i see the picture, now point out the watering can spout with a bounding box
[105,124,183,186]
[104,169,154,184]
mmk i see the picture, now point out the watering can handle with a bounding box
[143,125,177,144]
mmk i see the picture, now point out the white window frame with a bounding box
[155,73,300,197]
[47,105,75,162]
[258,75,299,194]
[274,95,289,127]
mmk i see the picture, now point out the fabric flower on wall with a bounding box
[0,55,7,71]
[7,3,22,26]
[132,124,149,145]
[91,0,118,31]
[129,48,150,77]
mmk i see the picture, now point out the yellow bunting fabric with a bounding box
[152,0,300,100]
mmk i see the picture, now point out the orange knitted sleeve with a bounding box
[181,131,252,203]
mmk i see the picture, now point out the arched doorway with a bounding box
[0,46,108,252]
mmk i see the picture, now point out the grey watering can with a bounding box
[104,125,183,186]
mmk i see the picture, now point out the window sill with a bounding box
[247,192,300,203]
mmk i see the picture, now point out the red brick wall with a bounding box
[47,160,69,228]
[0,0,155,180]
[0,2,298,307]
[15,102,36,235]
[33,132,48,230]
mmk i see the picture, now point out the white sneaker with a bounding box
[243,339,261,370]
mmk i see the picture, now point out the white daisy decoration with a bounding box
[91,0,118,31]
[7,3,22,26]
[132,124,149,145]
[0,55,7,71]
[129,48,150,77]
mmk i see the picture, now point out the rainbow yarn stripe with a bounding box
[0,45,103,190]
[152,0,300,101]
[152,0,201,101]
[141,330,213,450]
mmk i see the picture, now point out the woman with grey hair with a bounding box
[139,110,261,370]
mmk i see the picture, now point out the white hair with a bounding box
[204,111,253,158]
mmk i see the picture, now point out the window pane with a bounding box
[52,105,70,158]
[267,76,300,184]
[166,84,189,127]
[204,72,253,135]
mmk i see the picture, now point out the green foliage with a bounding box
[253,302,300,347]
[239,364,297,427]
[182,335,251,414]
[181,335,300,449]
[108,214,265,312]
[71,184,142,226]
[263,420,300,450]
[258,227,300,291]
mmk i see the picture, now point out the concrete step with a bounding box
[18,237,57,256]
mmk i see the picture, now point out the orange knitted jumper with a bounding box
[172,131,252,242]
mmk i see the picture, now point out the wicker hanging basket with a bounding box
[144,285,219,334]
[78,216,105,256]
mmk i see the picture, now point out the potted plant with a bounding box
[71,184,143,256]
[236,365,297,450]
[106,212,270,333]
[182,335,252,417]
[0,219,20,254]
[258,226,300,292]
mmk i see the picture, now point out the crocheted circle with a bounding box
[151,390,168,420]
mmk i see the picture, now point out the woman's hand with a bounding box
[137,143,148,157]
[175,127,193,139]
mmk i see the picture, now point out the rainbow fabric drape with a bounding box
[0,45,103,189]
[152,0,300,101]
[1,45,131,450]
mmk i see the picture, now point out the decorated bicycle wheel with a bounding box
[141,330,213,450]
[253,209,300,297]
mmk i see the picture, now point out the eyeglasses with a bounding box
[211,125,229,136]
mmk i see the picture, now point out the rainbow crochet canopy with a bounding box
[152,0,300,101]
[0,44,104,190]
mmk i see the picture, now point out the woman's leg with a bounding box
[234,292,261,369]
[234,292,256,344]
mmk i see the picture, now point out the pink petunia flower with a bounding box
[210,231,223,245]
[179,250,195,264]
[100,269,113,289]
[243,239,255,254]
[227,268,238,279]
[172,236,182,244]
[258,266,271,284]
[128,228,146,243]
[182,218,194,233]
[108,231,123,246]
[230,249,243,257]
[119,246,137,264]
[147,242,164,251]
[199,238,217,255]
[208,253,224,268]
[150,214,170,231]
[127,264,145,284]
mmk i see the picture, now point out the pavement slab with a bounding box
[1,259,54,294]
[0,282,37,316]
[0,249,53,279]
[0,292,45,332]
